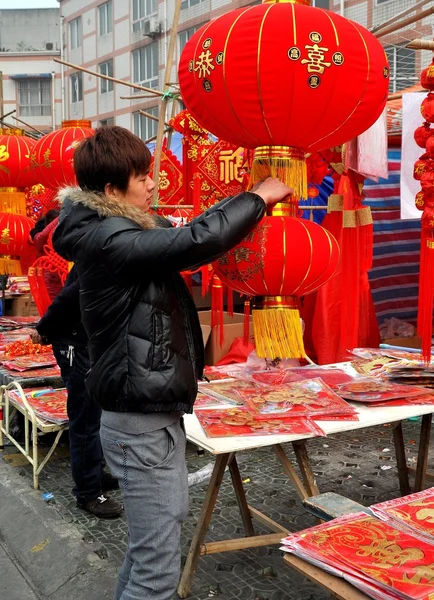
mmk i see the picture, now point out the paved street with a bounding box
[0,418,431,600]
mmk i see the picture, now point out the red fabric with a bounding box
[0,213,35,256]
[31,123,94,189]
[0,133,37,187]
[179,4,389,151]
[215,337,255,366]
[33,218,58,258]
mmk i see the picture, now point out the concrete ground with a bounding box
[0,417,430,600]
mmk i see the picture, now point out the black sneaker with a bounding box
[101,472,119,492]
[77,495,122,519]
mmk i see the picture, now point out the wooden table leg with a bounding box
[392,422,411,496]
[178,453,230,599]
[228,455,255,537]
[415,413,433,493]
[292,440,319,497]
[274,444,309,500]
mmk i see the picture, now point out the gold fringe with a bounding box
[343,210,357,228]
[0,191,27,215]
[327,194,344,212]
[357,206,373,226]
[252,307,305,359]
[248,146,307,201]
[0,257,22,275]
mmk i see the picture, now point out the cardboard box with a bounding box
[384,336,422,349]
[5,294,39,317]
[198,310,254,365]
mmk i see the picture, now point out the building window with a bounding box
[133,0,157,32]
[312,0,329,7]
[132,44,159,89]
[133,107,159,141]
[179,25,202,54]
[181,0,204,10]
[99,60,113,93]
[18,79,51,117]
[70,17,82,50]
[70,72,83,103]
[99,1,113,36]
[100,118,114,126]
[385,45,416,93]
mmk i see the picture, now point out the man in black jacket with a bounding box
[52,126,292,600]
[35,267,122,518]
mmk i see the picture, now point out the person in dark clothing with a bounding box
[33,267,122,518]
[52,125,292,600]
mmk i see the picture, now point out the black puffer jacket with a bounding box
[53,187,266,414]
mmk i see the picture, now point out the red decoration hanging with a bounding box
[421,59,434,91]
[30,120,94,189]
[0,213,34,256]
[0,129,37,188]
[414,154,434,180]
[151,141,183,215]
[421,93,434,124]
[414,123,434,148]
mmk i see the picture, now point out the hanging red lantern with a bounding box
[214,213,340,358]
[414,123,434,148]
[415,191,425,211]
[0,213,34,255]
[421,94,434,123]
[0,128,37,187]
[414,155,434,180]
[421,170,434,191]
[421,59,434,91]
[179,0,388,198]
[30,120,94,189]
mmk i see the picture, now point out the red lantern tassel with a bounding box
[226,287,234,317]
[193,173,201,217]
[211,275,224,347]
[417,233,434,362]
[201,264,211,297]
[243,298,251,346]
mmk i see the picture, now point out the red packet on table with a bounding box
[199,380,265,406]
[195,406,325,438]
[249,370,305,386]
[237,378,356,420]
[3,354,58,372]
[372,489,434,544]
[284,367,357,391]
[4,365,61,378]
[281,512,434,600]
[194,391,238,409]
[337,379,431,403]
[8,388,67,424]
[368,393,434,408]
[202,366,235,382]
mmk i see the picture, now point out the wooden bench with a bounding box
[0,381,68,489]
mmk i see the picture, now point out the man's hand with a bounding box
[30,330,45,345]
[251,177,293,206]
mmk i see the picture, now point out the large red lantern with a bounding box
[30,120,94,189]
[0,213,34,256]
[0,128,37,188]
[179,0,389,199]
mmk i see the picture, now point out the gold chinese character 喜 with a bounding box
[0,228,11,245]
[301,44,332,74]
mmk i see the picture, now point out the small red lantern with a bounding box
[420,170,434,191]
[0,129,37,187]
[421,94,434,123]
[421,60,434,91]
[414,123,434,148]
[30,120,94,189]
[414,155,434,180]
[0,213,34,255]
[415,191,425,211]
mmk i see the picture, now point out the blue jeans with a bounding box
[52,342,104,504]
[100,418,188,600]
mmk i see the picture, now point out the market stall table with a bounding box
[178,402,434,598]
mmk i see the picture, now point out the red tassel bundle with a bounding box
[211,274,224,347]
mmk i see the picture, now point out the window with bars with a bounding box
[70,17,82,50]
[99,1,113,36]
[70,72,83,103]
[133,107,159,142]
[132,0,158,32]
[18,79,51,117]
[385,45,417,93]
[179,25,202,54]
[99,60,114,93]
[132,44,159,89]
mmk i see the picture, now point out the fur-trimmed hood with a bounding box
[58,186,157,230]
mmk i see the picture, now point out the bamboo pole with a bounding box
[375,5,434,39]
[119,94,162,100]
[138,109,170,127]
[371,0,433,34]
[11,115,44,135]
[152,0,182,204]
[53,58,166,97]
[166,96,180,150]
[407,38,434,51]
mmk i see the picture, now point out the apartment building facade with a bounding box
[58,0,429,140]
[0,9,63,134]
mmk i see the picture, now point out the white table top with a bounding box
[185,402,434,455]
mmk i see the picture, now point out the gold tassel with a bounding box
[248,146,307,201]
[0,190,27,215]
[252,296,305,359]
